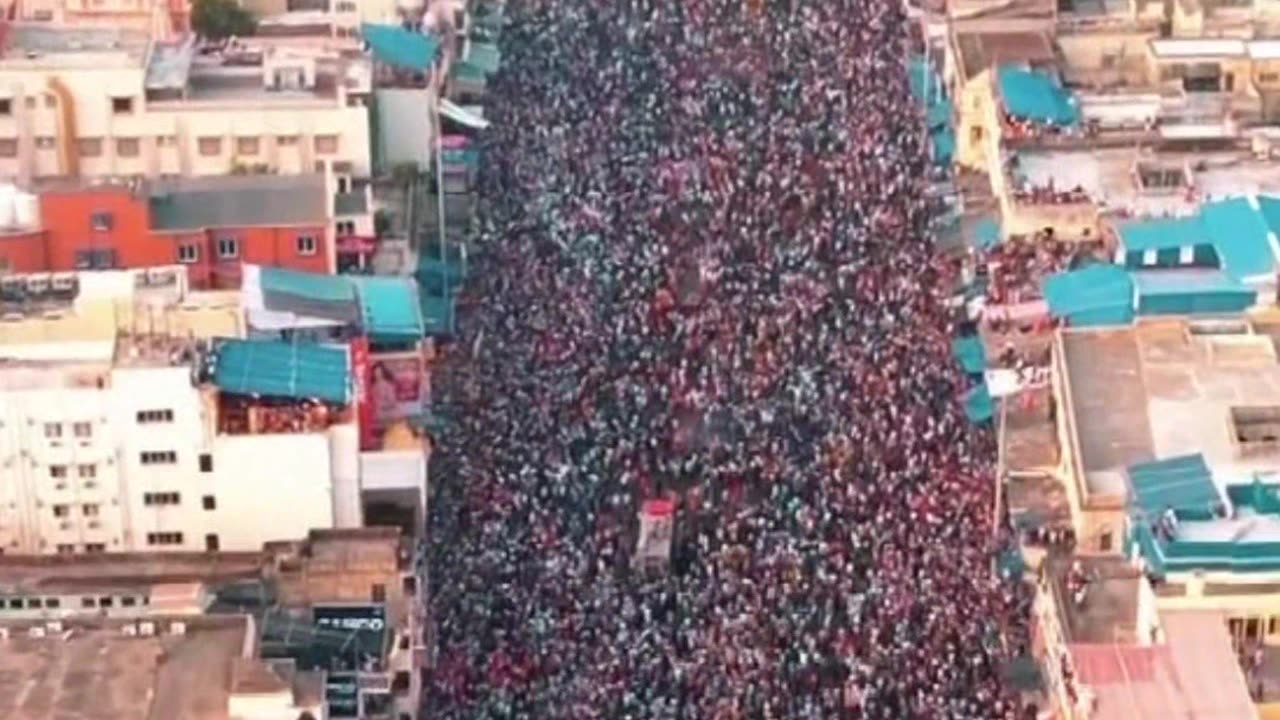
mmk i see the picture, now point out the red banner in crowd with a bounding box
[350,337,376,450]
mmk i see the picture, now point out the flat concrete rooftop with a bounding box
[1062,319,1280,499]
[0,617,244,720]
[1054,555,1141,644]
[1,24,149,69]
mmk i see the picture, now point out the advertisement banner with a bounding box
[325,673,359,718]
[350,338,376,450]
[371,351,426,423]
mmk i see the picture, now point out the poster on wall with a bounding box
[350,338,376,450]
[371,352,426,423]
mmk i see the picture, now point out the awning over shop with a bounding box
[1127,454,1220,521]
[362,23,441,72]
[212,339,352,404]
[1043,264,1135,327]
[439,98,490,130]
[952,335,987,374]
[351,275,425,344]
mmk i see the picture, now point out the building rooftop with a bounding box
[147,174,328,231]
[0,553,265,595]
[0,24,150,69]
[1070,610,1256,720]
[0,617,246,720]
[953,30,1054,82]
[1053,555,1142,644]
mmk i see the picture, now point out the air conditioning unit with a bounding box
[87,521,100,529]
[27,626,45,638]
[24,276,48,295]
[138,621,156,636]
[58,522,70,531]
[121,623,138,637]
[45,621,62,634]
[169,621,186,636]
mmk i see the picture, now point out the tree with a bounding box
[192,0,256,41]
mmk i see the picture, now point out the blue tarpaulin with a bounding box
[362,23,441,71]
[1128,454,1221,521]
[965,384,994,424]
[997,66,1080,126]
[1133,269,1256,316]
[213,339,351,405]
[351,276,425,344]
[973,217,1001,249]
[952,335,987,374]
[1043,264,1134,327]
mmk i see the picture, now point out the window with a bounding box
[199,453,213,473]
[115,138,140,158]
[1262,72,1280,83]
[336,0,356,10]
[156,135,177,147]
[969,126,983,144]
[84,543,105,554]
[146,532,183,546]
[276,135,299,147]
[336,220,355,236]
[23,97,34,110]
[0,99,11,115]
[6,598,21,609]
[57,544,75,555]
[1099,530,1113,552]
[45,597,60,608]
[91,212,113,231]
[197,137,222,156]
[43,422,61,439]
[217,237,239,259]
[371,583,386,602]
[314,135,338,154]
[142,491,180,505]
[205,533,220,551]
[82,504,98,517]
[139,451,177,465]
[136,409,174,424]
[235,137,259,155]
[78,138,103,157]
[111,96,133,114]
[1271,617,1280,635]
[1231,406,1280,456]
[121,596,136,607]
[74,249,116,269]
[202,494,216,510]
[49,465,67,479]
[34,136,55,150]
[297,235,318,256]
[98,596,113,608]
[77,464,95,479]
[177,243,199,264]
[0,139,16,158]
[52,504,69,518]
[72,421,91,438]
[26,597,41,609]
[43,94,55,108]
[81,596,96,608]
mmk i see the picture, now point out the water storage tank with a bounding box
[14,191,37,229]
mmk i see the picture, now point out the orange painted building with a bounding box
[0,175,334,288]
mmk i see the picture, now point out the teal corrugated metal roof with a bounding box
[973,217,1001,249]
[1128,454,1220,519]
[1043,264,1134,327]
[1132,269,1254,296]
[1202,197,1278,280]
[213,339,351,404]
[260,266,357,304]
[965,384,993,423]
[1257,195,1280,238]
[420,295,456,336]
[997,66,1080,126]
[352,276,424,343]
[1118,216,1207,252]
[362,23,441,71]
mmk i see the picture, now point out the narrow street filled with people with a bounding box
[426,0,1033,717]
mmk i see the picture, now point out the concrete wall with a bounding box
[212,432,337,551]
[374,88,434,173]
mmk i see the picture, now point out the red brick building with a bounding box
[0,174,336,289]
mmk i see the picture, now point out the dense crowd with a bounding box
[427,0,1034,718]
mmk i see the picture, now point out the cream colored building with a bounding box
[0,24,372,186]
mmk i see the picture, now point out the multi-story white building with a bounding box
[0,265,426,556]
[0,24,372,185]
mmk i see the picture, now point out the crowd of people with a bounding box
[426,0,1035,717]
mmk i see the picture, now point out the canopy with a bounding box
[1202,197,1278,281]
[362,23,441,72]
[1132,269,1256,316]
[1127,454,1220,521]
[420,295,456,336]
[351,276,425,344]
[1043,264,1134,327]
[965,384,994,424]
[997,66,1080,126]
[464,42,502,75]
[438,98,490,130]
[213,339,351,405]
[952,335,987,374]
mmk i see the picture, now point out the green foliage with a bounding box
[192,0,256,41]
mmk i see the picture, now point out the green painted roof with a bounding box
[1043,264,1134,327]
[260,266,357,304]
[997,65,1080,126]
[213,339,351,404]
[1117,216,1207,253]
[1128,454,1220,520]
[1203,197,1278,280]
